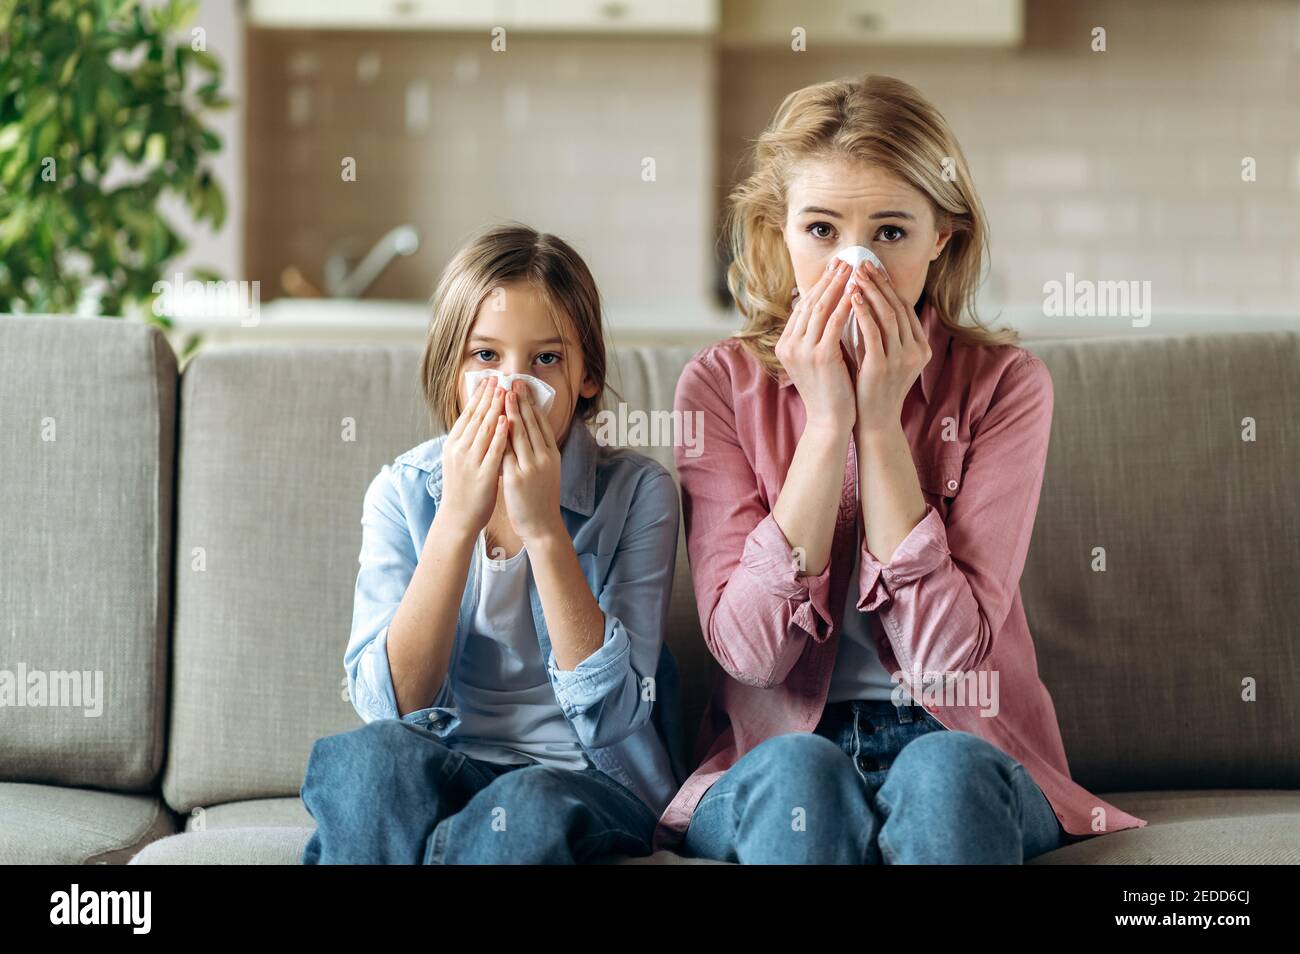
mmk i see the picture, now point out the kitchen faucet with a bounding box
[322,224,420,298]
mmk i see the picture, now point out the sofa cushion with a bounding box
[1019,332,1300,795]
[1029,789,1300,864]
[0,315,175,791]
[130,826,312,865]
[0,782,175,864]
[164,346,428,812]
[127,795,725,864]
[186,795,315,830]
[131,789,1298,865]
[130,795,314,864]
[128,826,735,864]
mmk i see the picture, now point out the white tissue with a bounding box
[463,370,556,413]
[836,244,884,274]
[834,245,886,360]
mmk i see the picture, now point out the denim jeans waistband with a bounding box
[822,698,927,726]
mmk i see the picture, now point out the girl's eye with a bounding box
[877,225,907,242]
[472,349,496,362]
[807,221,836,241]
[536,352,560,366]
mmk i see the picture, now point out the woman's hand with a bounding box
[849,260,932,434]
[502,380,565,544]
[774,258,858,435]
[437,377,511,537]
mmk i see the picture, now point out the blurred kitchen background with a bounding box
[47,0,1300,349]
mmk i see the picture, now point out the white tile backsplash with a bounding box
[717,0,1300,316]
[242,0,1300,326]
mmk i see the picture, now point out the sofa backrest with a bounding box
[163,344,426,810]
[1020,330,1299,794]
[11,319,1292,809]
[0,315,174,791]
[168,330,1300,810]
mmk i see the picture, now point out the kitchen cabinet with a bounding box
[720,0,1023,47]
[247,0,718,34]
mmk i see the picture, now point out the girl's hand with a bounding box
[502,380,565,544]
[438,378,511,537]
[849,260,932,434]
[774,258,858,435]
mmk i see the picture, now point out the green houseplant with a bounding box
[0,0,229,334]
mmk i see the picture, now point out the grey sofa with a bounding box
[1,313,1297,865]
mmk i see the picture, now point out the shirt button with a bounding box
[946,478,958,492]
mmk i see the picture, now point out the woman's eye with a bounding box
[877,225,907,242]
[536,353,560,366]
[807,222,836,240]
[472,349,496,362]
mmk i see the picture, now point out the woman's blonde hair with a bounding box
[725,72,1018,377]
[420,222,610,433]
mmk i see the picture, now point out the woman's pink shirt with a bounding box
[654,300,1148,850]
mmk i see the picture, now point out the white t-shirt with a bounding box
[826,541,898,704]
[445,531,591,769]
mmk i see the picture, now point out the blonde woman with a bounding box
[301,223,683,864]
[657,74,1148,863]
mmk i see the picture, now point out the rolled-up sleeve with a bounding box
[857,352,1054,675]
[546,468,679,749]
[344,465,460,735]
[674,355,837,690]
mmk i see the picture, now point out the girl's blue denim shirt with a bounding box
[344,419,687,817]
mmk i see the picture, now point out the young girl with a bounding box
[655,73,1149,863]
[301,223,683,864]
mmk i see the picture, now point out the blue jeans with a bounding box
[682,699,1067,864]
[299,719,658,864]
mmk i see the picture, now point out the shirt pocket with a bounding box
[917,453,965,520]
